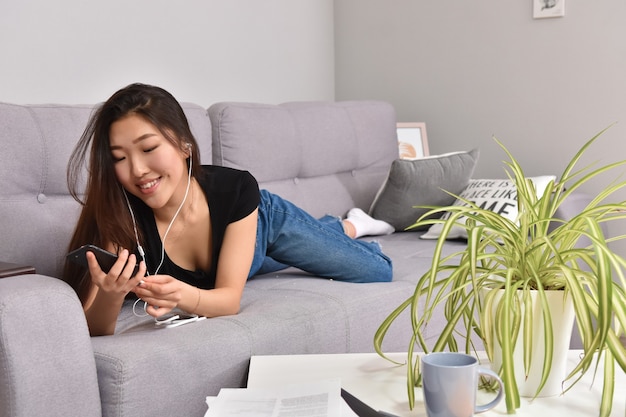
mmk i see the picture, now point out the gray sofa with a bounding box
[0,99,585,417]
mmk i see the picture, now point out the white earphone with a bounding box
[125,142,194,321]
[122,142,200,320]
[123,141,193,275]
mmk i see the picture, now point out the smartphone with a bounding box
[66,244,140,275]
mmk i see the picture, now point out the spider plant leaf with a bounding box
[522,288,533,379]
[600,349,615,417]
[374,295,413,363]
[406,333,417,409]
[480,288,498,361]
[500,272,521,412]
[533,285,555,398]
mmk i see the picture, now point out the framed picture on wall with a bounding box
[533,0,565,18]
[397,122,429,160]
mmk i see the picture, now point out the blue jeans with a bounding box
[248,190,393,282]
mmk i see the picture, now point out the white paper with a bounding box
[204,379,357,417]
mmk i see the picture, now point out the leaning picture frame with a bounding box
[396,122,429,160]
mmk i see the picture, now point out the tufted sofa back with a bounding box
[1,100,397,278]
[0,102,212,277]
[209,101,398,218]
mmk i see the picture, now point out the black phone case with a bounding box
[66,244,139,275]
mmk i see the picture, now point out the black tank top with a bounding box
[130,165,260,289]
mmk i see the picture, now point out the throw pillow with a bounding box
[420,175,556,240]
[368,149,480,231]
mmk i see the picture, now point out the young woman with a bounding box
[63,83,394,336]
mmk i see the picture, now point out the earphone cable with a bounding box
[129,146,194,319]
[153,150,193,275]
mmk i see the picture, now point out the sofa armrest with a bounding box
[552,191,608,247]
[553,192,594,224]
[0,261,36,278]
[0,275,102,417]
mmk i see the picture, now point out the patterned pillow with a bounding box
[420,175,556,239]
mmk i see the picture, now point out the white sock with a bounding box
[346,208,395,238]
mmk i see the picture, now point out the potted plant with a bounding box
[374,128,626,416]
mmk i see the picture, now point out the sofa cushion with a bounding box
[94,231,470,417]
[209,101,398,218]
[368,149,479,231]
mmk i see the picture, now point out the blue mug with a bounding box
[421,352,504,417]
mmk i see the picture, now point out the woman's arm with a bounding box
[83,248,146,336]
[134,208,258,318]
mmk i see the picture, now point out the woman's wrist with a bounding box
[179,284,202,315]
[191,287,201,314]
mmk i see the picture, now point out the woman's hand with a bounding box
[83,248,147,336]
[86,248,145,296]
[132,275,190,318]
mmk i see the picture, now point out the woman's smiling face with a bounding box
[109,114,190,212]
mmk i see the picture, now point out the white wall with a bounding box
[335,1,626,253]
[4,1,626,252]
[0,0,335,106]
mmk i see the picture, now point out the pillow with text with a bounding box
[420,175,556,240]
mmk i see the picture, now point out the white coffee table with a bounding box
[248,351,626,417]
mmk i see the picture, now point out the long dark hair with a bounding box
[63,83,202,302]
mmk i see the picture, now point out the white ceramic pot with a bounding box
[486,288,576,397]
